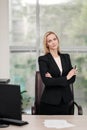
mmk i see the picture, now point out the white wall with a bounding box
[0,0,10,80]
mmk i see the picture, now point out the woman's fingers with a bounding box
[45,72,52,78]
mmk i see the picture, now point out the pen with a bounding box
[74,65,77,69]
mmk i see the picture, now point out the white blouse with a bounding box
[54,56,63,75]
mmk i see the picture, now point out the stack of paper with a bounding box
[43,119,75,129]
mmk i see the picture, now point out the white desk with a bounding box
[3,115,87,130]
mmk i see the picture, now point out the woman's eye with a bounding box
[54,38,57,41]
[48,40,51,43]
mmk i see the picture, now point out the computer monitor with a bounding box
[0,83,22,120]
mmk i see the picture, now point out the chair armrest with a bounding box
[31,106,36,115]
[74,101,83,115]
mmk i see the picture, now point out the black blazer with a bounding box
[38,53,76,105]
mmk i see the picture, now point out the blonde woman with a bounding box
[38,31,77,115]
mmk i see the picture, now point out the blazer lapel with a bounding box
[47,53,61,74]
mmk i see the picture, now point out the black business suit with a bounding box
[38,52,76,115]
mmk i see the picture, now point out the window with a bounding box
[9,0,87,114]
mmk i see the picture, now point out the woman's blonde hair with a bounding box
[43,31,60,54]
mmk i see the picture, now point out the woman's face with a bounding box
[46,33,59,51]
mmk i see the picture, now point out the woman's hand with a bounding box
[67,68,77,80]
[45,72,52,78]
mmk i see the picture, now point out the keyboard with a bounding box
[0,118,29,126]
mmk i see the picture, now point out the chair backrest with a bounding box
[34,71,45,114]
[33,71,83,115]
[34,71,75,114]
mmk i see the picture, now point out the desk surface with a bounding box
[3,115,87,130]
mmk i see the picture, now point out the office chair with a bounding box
[31,71,83,115]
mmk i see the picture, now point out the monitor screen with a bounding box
[0,83,22,120]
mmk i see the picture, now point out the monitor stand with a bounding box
[0,123,9,128]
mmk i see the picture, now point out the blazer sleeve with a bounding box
[66,54,76,84]
[38,56,68,87]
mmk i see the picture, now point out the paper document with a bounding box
[43,119,75,129]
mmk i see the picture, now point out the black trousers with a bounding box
[38,100,70,115]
